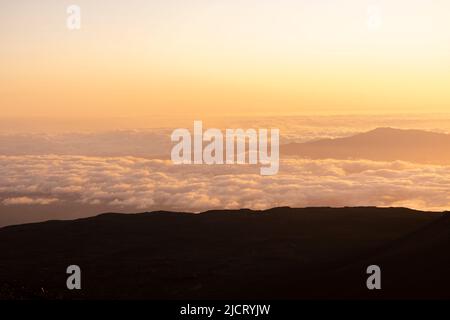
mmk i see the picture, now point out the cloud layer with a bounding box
[3,114,450,157]
[1,155,449,217]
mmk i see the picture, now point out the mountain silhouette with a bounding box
[0,207,448,299]
[283,127,450,164]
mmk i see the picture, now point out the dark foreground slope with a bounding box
[0,207,448,300]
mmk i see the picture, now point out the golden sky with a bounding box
[1,0,450,118]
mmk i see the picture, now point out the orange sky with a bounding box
[1,0,450,119]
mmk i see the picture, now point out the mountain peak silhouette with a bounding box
[283,127,450,164]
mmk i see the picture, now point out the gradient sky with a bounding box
[1,0,450,119]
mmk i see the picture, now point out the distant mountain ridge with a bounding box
[282,127,450,164]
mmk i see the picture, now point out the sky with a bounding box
[1,0,450,120]
[1,1,450,225]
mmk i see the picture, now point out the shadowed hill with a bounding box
[0,207,448,299]
[327,212,450,299]
[283,128,450,164]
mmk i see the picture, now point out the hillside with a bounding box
[0,207,447,299]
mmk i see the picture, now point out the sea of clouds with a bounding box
[1,155,449,217]
[2,115,450,226]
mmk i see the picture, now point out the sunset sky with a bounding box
[2,1,450,226]
[1,0,450,119]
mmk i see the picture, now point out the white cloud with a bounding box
[2,196,59,206]
[0,155,450,212]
